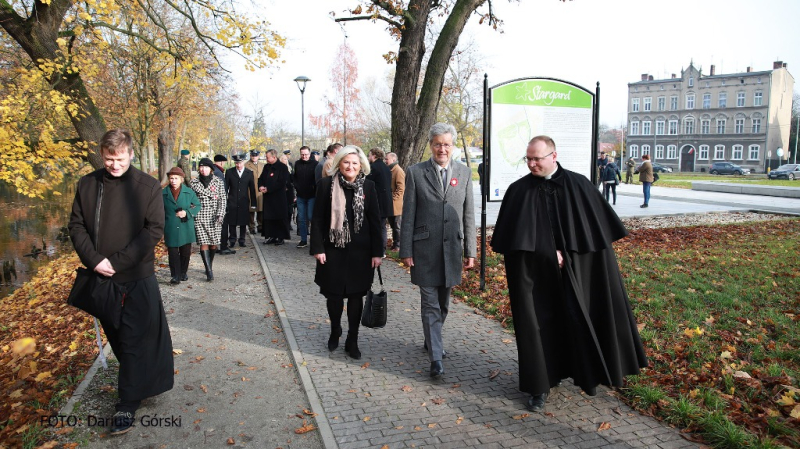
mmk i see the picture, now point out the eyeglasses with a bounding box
[524,151,555,163]
[431,143,453,149]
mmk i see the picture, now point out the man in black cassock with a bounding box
[69,129,173,435]
[225,153,257,248]
[491,135,647,413]
[259,149,291,245]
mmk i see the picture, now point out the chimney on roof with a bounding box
[747,66,752,72]
[641,73,648,81]
[774,60,784,69]
[671,73,676,79]
[710,65,715,76]
[648,75,654,81]
[784,63,788,68]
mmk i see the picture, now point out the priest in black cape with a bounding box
[259,149,291,245]
[491,135,647,413]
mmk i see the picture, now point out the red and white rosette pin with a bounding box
[449,178,458,187]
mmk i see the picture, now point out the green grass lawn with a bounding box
[644,173,798,189]
[444,218,800,449]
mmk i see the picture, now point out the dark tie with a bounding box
[441,168,448,193]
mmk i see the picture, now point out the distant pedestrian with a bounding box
[191,158,226,280]
[601,157,622,205]
[224,153,257,249]
[319,143,343,181]
[163,167,201,284]
[310,145,383,360]
[595,151,608,186]
[177,149,192,185]
[293,146,319,248]
[385,152,405,251]
[625,158,636,184]
[366,148,393,253]
[636,154,654,208]
[259,149,291,245]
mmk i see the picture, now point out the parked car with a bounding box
[768,164,800,180]
[651,162,673,173]
[709,162,750,175]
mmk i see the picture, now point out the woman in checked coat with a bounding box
[190,158,226,281]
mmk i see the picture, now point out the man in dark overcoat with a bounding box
[68,129,173,435]
[399,123,476,379]
[491,135,648,413]
[245,150,266,234]
[366,147,393,254]
[177,149,192,185]
[225,153,257,248]
[259,149,291,245]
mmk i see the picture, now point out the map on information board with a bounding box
[487,78,595,201]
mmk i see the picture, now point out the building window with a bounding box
[668,120,678,135]
[718,92,727,108]
[714,145,725,160]
[701,120,711,134]
[655,145,665,159]
[629,145,639,158]
[644,97,652,111]
[748,145,759,160]
[670,96,678,110]
[632,98,640,112]
[686,94,695,109]
[699,145,709,160]
[737,92,745,107]
[716,119,726,134]
[630,121,639,135]
[642,145,650,156]
[735,118,744,134]
[656,120,665,135]
[752,118,761,133]
[643,121,651,135]
[689,76,694,87]
[754,91,763,106]
[667,145,677,159]
[684,118,695,134]
[702,93,711,109]
[732,145,743,160]
[658,96,665,111]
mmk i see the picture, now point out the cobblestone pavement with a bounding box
[257,237,699,449]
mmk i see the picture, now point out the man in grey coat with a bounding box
[400,123,477,379]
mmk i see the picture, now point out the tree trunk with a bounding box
[157,111,176,182]
[0,0,106,169]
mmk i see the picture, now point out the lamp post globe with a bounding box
[294,76,311,147]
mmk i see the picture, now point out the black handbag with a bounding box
[361,266,387,329]
[66,182,125,329]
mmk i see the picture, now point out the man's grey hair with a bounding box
[428,123,457,144]
[386,152,398,163]
[265,149,278,158]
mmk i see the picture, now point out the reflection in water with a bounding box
[0,181,76,298]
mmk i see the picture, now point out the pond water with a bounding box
[0,182,76,299]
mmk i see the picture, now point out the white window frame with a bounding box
[630,121,640,135]
[656,120,665,135]
[670,96,678,110]
[734,118,744,134]
[632,98,640,112]
[701,120,710,134]
[699,145,710,160]
[629,145,639,158]
[655,145,665,159]
[657,96,665,111]
[737,92,745,107]
[686,94,695,109]
[714,145,725,160]
[643,121,651,135]
[748,145,759,160]
[684,118,695,134]
[732,145,743,160]
[718,92,727,108]
[752,118,761,134]
[641,145,650,156]
[644,97,652,111]
[668,120,678,135]
[689,76,694,87]
[702,93,711,109]
[754,91,763,106]
[667,145,677,159]
[716,119,726,134]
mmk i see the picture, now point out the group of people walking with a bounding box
[596,152,656,208]
[69,124,650,436]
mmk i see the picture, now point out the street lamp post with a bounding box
[294,76,311,147]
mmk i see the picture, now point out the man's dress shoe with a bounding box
[527,392,549,412]
[430,361,444,378]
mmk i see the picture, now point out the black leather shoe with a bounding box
[527,393,549,412]
[218,248,236,255]
[273,239,285,246]
[265,237,276,244]
[181,273,188,281]
[583,386,597,396]
[430,361,444,378]
[328,328,342,351]
[109,411,135,435]
[239,240,246,247]
[344,336,361,359]
[169,277,180,285]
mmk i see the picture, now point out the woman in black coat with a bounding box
[310,145,383,359]
[259,149,291,245]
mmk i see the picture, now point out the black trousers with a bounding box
[325,294,363,337]
[388,216,401,248]
[220,216,231,249]
[228,224,247,244]
[167,244,191,278]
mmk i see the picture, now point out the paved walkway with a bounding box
[258,238,698,449]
